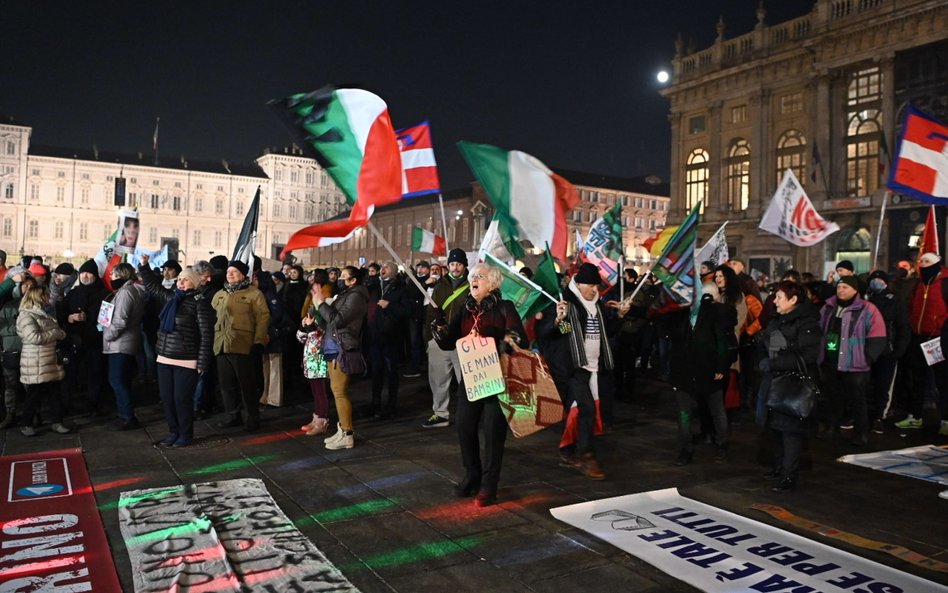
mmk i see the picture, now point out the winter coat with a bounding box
[49,273,77,307]
[868,288,910,359]
[669,297,737,396]
[423,274,469,342]
[0,296,23,354]
[909,266,948,337]
[317,284,369,353]
[211,284,270,355]
[259,278,288,354]
[139,267,215,371]
[59,277,108,351]
[16,307,66,385]
[817,295,887,372]
[283,281,309,324]
[433,291,527,355]
[367,276,409,340]
[103,282,147,355]
[535,289,617,378]
[296,318,328,379]
[758,302,821,432]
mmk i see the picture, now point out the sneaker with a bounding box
[839,419,854,430]
[50,423,71,434]
[895,415,923,430]
[301,414,318,432]
[871,419,884,435]
[20,425,37,437]
[304,417,329,436]
[422,414,450,428]
[326,430,354,450]
[171,438,192,448]
[940,421,948,437]
[324,423,344,446]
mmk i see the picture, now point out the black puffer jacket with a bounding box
[140,265,215,371]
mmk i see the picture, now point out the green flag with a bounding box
[485,253,555,320]
[533,245,561,303]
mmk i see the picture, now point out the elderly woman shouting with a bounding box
[433,262,527,507]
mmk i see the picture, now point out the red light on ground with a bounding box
[242,432,297,446]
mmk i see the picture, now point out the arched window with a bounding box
[775,130,807,187]
[845,66,882,196]
[685,149,709,213]
[725,139,751,211]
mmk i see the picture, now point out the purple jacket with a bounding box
[817,295,887,372]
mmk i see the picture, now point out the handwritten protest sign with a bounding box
[457,334,505,401]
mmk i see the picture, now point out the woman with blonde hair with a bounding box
[16,285,70,436]
[433,262,527,507]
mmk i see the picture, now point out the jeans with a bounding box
[769,427,804,479]
[565,370,599,455]
[157,363,198,442]
[193,362,217,412]
[821,365,871,436]
[107,353,137,421]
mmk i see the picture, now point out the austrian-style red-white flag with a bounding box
[759,169,839,247]
[887,105,948,205]
[396,121,441,198]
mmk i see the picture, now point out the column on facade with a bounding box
[708,100,724,217]
[749,89,770,220]
[668,111,683,219]
[808,71,832,203]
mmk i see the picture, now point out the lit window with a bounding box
[725,139,751,211]
[780,92,804,114]
[685,148,709,213]
[845,66,882,196]
[775,130,807,187]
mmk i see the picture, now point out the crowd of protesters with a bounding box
[1,245,947,505]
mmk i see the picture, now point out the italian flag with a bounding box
[93,228,123,291]
[457,141,579,261]
[411,227,446,255]
[271,87,403,258]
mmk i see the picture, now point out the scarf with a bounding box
[224,278,252,293]
[920,263,940,284]
[158,289,189,333]
[568,278,598,318]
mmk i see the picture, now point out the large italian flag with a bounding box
[411,227,446,255]
[271,87,403,258]
[457,141,579,260]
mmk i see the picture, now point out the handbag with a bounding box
[765,353,820,418]
[332,331,365,375]
[497,345,564,438]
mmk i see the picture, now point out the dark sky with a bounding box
[2,0,814,190]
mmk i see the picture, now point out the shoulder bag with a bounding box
[765,352,820,419]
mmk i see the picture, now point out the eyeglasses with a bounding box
[470,273,485,280]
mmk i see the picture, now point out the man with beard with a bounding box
[61,260,110,417]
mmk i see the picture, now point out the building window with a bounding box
[193,230,201,246]
[56,187,65,203]
[3,218,12,237]
[779,92,804,114]
[195,198,203,212]
[30,184,39,200]
[28,220,38,238]
[215,231,222,247]
[289,204,297,219]
[196,183,203,190]
[6,141,16,155]
[80,187,89,205]
[54,221,64,239]
[845,66,882,196]
[588,211,597,223]
[725,139,751,211]
[775,130,807,187]
[236,200,244,216]
[462,219,470,243]
[151,194,159,209]
[149,228,158,243]
[689,115,706,134]
[172,196,182,211]
[215,198,224,214]
[128,193,137,208]
[79,223,88,240]
[635,216,643,228]
[274,170,282,181]
[685,148,709,213]
[304,204,313,219]
[153,180,160,186]
[274,203,281,218]
[730,105,747,124]
[290,171,299,183]
[306,172,314,185]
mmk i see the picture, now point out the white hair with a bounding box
[468,263,503,292]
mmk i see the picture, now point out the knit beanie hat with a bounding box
[228,260,250,277]
[54,262,76,276]
[177,268,202,287]
[447,248,467,266]
[838,276,859,291]
[209,255,229,271]
[574,263,601,285]
[28,262,47,276]
[79,259,99,276]
[836,260,855,273]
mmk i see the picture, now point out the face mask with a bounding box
[429,274,440,281]
[868,279,886,293]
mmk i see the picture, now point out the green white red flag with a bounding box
[411,227,445,255]
[457,141,579,260]
[270,86,403,258]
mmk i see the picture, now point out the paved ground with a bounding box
[2,372,947,592]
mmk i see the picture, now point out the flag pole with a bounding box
[366,221,437,307]
[437,192,451,253]
[871,192,888,270]
[485,253,559,306]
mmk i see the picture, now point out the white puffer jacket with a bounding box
[16,307,65,385]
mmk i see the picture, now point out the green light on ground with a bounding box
[344,535,484,571]
[186,455,277,476]
[309,499,399,524]
[125,514,240,547]
[98,486,184,511]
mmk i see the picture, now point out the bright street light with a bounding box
[657,70,670,84]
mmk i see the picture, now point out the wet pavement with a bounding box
[2,372,947,592]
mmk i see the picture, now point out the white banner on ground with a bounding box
[760,169,840,246]
[550,488,944,593]
[839,444,948,486]
[119,478,360,593]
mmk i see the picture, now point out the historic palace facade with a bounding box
[661,0,948,277]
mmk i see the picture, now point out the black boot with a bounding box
[453,473,481,498]
[474,487,497,507]
[772,476,797,492]
[762,468,782,480]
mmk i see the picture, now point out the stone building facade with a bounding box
[661,0,948,277]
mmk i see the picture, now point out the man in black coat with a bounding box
[367,262,409,418]
[404,261,430,378]
[60,259,110,416]
[865,270,910,433]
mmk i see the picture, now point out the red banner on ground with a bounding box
[0,447,122,592]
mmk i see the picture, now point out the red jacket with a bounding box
[909,266,948,337]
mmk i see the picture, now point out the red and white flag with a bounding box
[759,169,839,247]
[887,106,948,204]
[396,121,440,197]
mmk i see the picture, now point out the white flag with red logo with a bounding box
[396,121,441,198]
[759,169,839,246]
[887,106,948,204]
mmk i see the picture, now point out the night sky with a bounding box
[3,0,814,190]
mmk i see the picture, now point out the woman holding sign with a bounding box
[433,262,526,507]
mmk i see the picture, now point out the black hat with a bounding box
[836,260,855,273]
[837,276,859,291]
[79,259,99,276]
[575,263,601,285]
[228,260,250,277]
[162,259,182,274]
[416,260,430,269]
[209,255,229,271]
[272,271,286,282]
[54,263,76,276]
[447,248,467,266]
[868,270,890,284]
